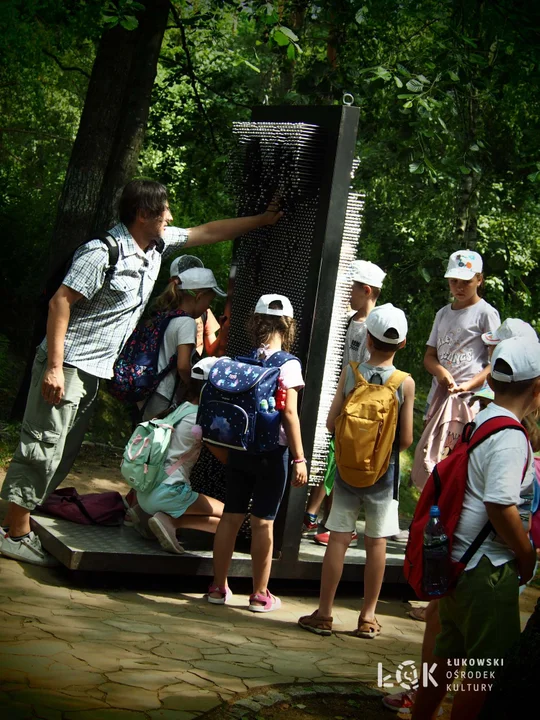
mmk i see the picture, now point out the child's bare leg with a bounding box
[422,600,441,663]
[411,658,449,720]
[305,481,327,516]
[172,515,221,533]
[449,686,488,720]
[318,531,350,616]
[360,535,386,621]
[210,512,244,598]
[250,516,274,602]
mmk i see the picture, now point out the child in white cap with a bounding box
[142,266,226,420]
[303,259,386,538]
[299,303,415,639]
[125,357,225,554]
[424,250,500,413]
[169,255,222,356]
[208,294,307,612]
[413,336,540,720]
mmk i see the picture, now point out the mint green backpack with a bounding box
[121,403,198,493]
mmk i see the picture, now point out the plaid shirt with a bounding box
[41,223,188,379]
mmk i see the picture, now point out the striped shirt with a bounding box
[41,223,188,379]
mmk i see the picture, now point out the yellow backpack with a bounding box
[335,363,409,487]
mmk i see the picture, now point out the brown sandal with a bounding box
[354,616,382,639]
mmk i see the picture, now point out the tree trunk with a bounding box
[50,25,137,265]
[11,1,169,420]
[93,0,171,231]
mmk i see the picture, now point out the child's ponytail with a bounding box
[248,310,296,352]
[153,280,186,312]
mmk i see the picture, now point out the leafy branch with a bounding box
[42,50,91,79]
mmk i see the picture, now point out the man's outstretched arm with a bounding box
[184,207,283,248]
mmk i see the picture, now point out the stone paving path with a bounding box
[1,555,539,719]
[0,554,428,720]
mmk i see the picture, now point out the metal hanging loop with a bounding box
[342,93,355,106]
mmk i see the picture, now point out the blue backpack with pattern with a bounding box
[197,351,297,453]
[108,310,189,405]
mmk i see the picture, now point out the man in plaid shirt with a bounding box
[0,180,282,566]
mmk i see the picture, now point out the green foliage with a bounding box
[1,0,540,451]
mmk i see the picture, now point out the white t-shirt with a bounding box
[256,347,304,446]
[155,316,197,401]
[342,316,370,368]
[162,403,202,486]
[452,403,534,570]
[426,299,500,400]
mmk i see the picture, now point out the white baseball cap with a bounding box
[482,318,538,346]
[491,336,540,383]
[255,294,294,318]
[177,268,226,297]
[444,250,483,280]
[170,255,203,278]
[350,260,386,288]
[191,356,219,380]
[366,303,408,344]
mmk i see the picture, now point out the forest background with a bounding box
[1,0,539,454]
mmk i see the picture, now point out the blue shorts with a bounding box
[224,446,289,520]
[137,482,199,519]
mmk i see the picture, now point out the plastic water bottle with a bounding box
[259,399,268,413]
[268,396,276,412]
[422,506,451,597]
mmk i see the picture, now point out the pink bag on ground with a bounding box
[38,487,126,526]
[411,387,477,491]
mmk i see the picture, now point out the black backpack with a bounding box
[10,234,119,420]
[36,233,119,342]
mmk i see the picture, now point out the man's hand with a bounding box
[291,461,308,487]
[42,367,64,405]
[517,546,537,586]
[260,197,284,227]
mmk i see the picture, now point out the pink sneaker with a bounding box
[382,690,416,713]
[248,590,282,613]
[314,530,358,546]
[382,690,443,715]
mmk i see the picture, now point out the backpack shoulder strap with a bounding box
[467,416,528,453]
[156,402,197,429]
[264,351,298,368]
[384,370,410,394]
[348,361,368,388]
[96,233,120,276]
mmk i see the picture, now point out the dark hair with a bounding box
[367,330,402,353]
[118,180,168,226]
[248,300,296,351]
[489,358,537,396]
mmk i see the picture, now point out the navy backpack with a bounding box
[108,310,188,405]
[197,351,297,453]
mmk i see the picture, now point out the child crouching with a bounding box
[136,357,225,554]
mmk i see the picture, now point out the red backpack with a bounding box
[405,416,529,601]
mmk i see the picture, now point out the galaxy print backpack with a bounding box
[197,351,297,453]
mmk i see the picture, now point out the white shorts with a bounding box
[325,467,400,539]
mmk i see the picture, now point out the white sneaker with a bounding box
[148,512,184,554]
[0,526,8,540]
[0,531,60,567]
